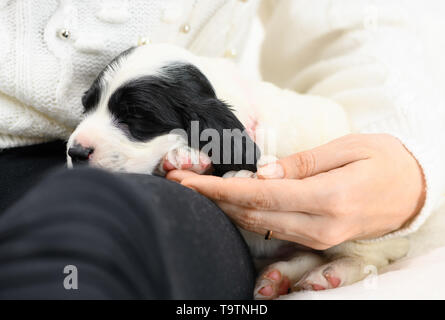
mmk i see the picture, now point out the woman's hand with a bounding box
[167,134,426,250]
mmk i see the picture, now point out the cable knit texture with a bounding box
[1,0,444,241]
[0,0,258,147]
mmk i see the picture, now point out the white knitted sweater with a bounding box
[1,0,444,240]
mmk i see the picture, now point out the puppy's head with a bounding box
[67,44,260,176]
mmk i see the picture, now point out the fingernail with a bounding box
[257,163,284,179]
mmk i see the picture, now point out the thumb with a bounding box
[257,151,318,179]
[257,135,367,179]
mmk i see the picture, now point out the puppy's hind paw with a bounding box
[254,269,291,300]
[294,257,365,292]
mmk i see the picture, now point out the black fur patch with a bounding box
[108,62,260,176]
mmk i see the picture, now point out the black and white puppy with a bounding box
[69,46,259,177]
[67,44,409,299]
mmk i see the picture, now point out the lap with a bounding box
[0,140,67,213]
[0,144,255,299]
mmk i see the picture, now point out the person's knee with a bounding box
[42,167,194,211]
[1,166,254,299]
[0,167,171,299]
[3,166,147,226]
[44,166,124,196]
[27,167,204,234]
[36,166,157,208]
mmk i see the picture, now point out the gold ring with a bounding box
[265,230,273,240]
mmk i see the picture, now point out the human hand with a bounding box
[167,134,426,250]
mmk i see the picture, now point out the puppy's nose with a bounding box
[68,144,94,164]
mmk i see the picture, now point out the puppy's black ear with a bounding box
[130,61,261,176]
[159,63,261,176]
[82,81,101,113]
[82,46,136,113]
[183,98,261,177]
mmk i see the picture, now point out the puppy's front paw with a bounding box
[256,155,279,169]
[159,147,212,175]
[222,170,256,179]
[221,155,278,179]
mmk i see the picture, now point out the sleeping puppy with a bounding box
[67,44,410,299]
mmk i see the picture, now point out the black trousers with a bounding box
[0,142,255,299]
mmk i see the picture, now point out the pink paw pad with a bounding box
[162,158,176,172]
[258,285,273,297]
[162,148,212,174]
[311,284,326,291]
[295,266,343,292]
[324,272,341,288]
[266,270,281,281]
[255,269,291,300]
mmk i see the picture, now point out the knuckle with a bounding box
[348,133,398,157]
[375,133,396,142]
[214,186,229,202]
[378,133,402,150]
[311,243,332,251]
[324,192,343,216]
[181,178,194,188]
[342,133,378,156]
[315,224,345,248]
[324,189,351,218]
[346,137,373,157]
[352,146,373,159]
[250,189,272,209]
[239,210,262,230]
[292,151,317,178]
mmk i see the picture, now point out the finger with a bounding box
[217,201,331,250]
[257,134,371,180]
[244,226,327,250]
[218,201,318,236]
[181,175,326,213]
[166,170,200,182]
